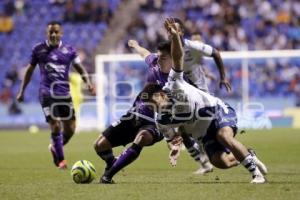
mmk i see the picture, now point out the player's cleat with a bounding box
[248,149,268,175]
[48,144,59,167]
[99,176,115,184]
[251,174,267,184]
[58,160,67,170]
[194,162,213,175]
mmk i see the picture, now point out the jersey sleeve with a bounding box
[71,47,81,65]
[145,53,158,67]
[29,46,38,66]
[184,39,213,57]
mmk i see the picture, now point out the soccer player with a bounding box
[140,18,267,183]
[16,21,95,169]
[128,39,214,174]
[166,18,233,174]
[93,41,174,184]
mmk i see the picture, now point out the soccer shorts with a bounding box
[202,104,238,159]
[102,113,164,147]
[40,96,76,122]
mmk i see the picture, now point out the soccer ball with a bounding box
[71,160,96,184]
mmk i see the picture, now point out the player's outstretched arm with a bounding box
[128,39,151,59]
[185,39,231,92]
[211,49,232,92]
[164,18,183,72]
[73,63,95,95]
[17,64,36,102]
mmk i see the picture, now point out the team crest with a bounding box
[61,47,69,54]
[51,55,58,60]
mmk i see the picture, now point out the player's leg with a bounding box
[94,134,116,173]
[41,97,66,168]
[48,119,66,168]
[60,97,76,145]
[94,115,137,180]
[209,151,239,169]
[180,131,213,174]
[61,119,76,145]
[101,125,162,184]
[101,130,153,183]
[203,134,239,169]
[216,126,266,183]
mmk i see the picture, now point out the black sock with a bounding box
[98,149,116,168]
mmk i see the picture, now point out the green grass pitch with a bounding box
[0,128,300,200]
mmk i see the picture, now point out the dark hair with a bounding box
[173,18,185,32]
[138,83,163,102]
[157,40,171,54]
[47,21,62,26]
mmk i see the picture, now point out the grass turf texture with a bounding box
[0,128,299,200]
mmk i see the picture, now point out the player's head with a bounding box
[157,41,172,71]
[47,21,63,47]
[139,83,169,110]
[191,33,202,41]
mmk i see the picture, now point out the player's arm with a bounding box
[165,18,184,72]
[17,64,36,102]
[73,63,95,95]
[211,49,231,92]
[128,39,151,59]
[185,39,231,92]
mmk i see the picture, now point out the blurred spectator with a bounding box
[0,13,14,33]
[49,0,66,5]
[119,0,300,52]
[14,0,26,15]
[3,0,15,16]
[3,65,19,88]
[0,87,12,103]
[63,0,113,23]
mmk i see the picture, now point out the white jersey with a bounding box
[183,39,214,92]
[157,69,228,140]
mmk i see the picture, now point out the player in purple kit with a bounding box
[93,41,172,184]
[17,21,95,169]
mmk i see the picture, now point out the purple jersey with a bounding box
[129,54,170,120]
[30,40,80,98]
[145,54,169,87]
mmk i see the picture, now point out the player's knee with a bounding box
[134,130,153,147]
[49,120,61,133]
[216,127,234,147]
[63,121,76,135]
[94,136,111,152]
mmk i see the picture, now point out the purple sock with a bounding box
[105,143,142,178]
[51,132,64,161]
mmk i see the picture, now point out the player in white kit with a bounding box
[140,18,267,183]
[165,18,231,174]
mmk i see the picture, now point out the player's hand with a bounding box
[168,136,183,167]
[87,83,96,96]
[164,18,179,36]
[128,40,139,48]
[16,91,24,102]
[219,79,232,92]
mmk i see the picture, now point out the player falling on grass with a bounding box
[128,39,213,174]
[93,41,173,184]
[139,18,267,183]
[168,18,233,175]
[17,21,95,169]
